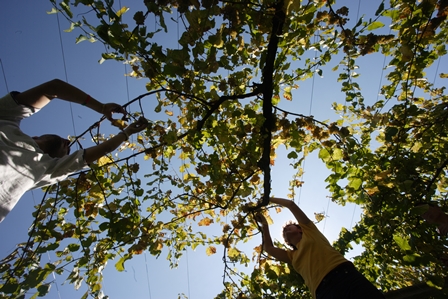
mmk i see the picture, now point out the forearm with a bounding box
[261,225,274,250]
[270,197,295,208]
[84,132,128,164]
[270,197,311,224]
[16,79,103,112]
[260,224,290,263]
[43,79,103,113]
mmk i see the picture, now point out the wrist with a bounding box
[84,95,103,113]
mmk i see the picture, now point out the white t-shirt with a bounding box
[0,93,87,222]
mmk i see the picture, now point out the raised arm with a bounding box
[14,79,125,120]
[84,117,148,164]
[254,213,291,263]
[270,197,311,225]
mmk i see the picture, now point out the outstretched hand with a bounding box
[102,103,126,121]
[124,117,148,135]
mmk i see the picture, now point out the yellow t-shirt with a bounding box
[286,221,348,298]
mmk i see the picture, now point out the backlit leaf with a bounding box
[206,246,217,256]
[393,234,411,251]
[198,217,213,226]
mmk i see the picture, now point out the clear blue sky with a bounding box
[1,1,445,298]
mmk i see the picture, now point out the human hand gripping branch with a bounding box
[269,197,311,225]
[15,79,125,118]
[254,212,291,263]
[84,116,147,164]
[15,79,148,164]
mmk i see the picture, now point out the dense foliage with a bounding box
[1,0,447,298]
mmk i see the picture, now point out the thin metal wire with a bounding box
[56,12,78,139]
[0,59,9,93]
[144,253,153,299]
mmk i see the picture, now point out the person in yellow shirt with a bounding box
[255,197,385,299]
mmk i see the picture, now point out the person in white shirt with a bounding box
[0,79,147,222]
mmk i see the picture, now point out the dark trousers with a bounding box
[316,262,385,299]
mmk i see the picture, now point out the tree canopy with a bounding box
[1,0,448,298]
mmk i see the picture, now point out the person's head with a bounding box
[282,221,303,250]
[33,134,70,158]
[415,202,441,223]
[422,205,445,224]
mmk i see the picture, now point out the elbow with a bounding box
[45,79,65,96]
[48,78,65,89]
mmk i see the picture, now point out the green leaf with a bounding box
[37,284,51,296]
[348,178,362,190]
[318,148,330,162]
[47,7,58,14]
[1,282,20,294]
[332,148,343,160]
[67,244,80,252]
[367,21,384,31]
[76,35,89,44]
[287,151,298,159]
[115,254,130,272]
[59,1,73,18]
[385,127,398,142]
[375,2,385,16]
[403,253,420,263]
[393,234,411,251]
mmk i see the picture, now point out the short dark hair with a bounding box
[282,222,301,250]
[39,134,69,158]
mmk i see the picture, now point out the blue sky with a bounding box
[1,1,446,298]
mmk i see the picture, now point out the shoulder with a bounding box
[300,220,318,231]
[0,92,39,122]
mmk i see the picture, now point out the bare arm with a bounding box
[270,197,311,225]
[14,79,125,120]
[84,117,148,164]
[255,214,291,263]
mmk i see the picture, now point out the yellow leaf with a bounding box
[374,170,390,181]
[206,246,217,256]
[365,186,379,195]
[250,174,260,184]
[198,217,213,226]
[111,119,127,129]
[314,212,325,223]
[157,242,163,251]
[254,245,262,254]
[137,135,144,145]
[116,6,129,17]
[165,110,174,116]
[228,247,240,258]
[98,156,113,167]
